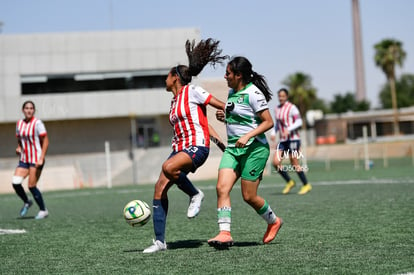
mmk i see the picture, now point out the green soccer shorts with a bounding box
[219,140,270,181]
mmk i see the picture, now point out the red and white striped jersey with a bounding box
[169,84,212,152]
[274,101,301,141]
[16,117,47,164]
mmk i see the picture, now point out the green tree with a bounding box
[355,100,370,112]
[282,72,317,129]
[374,39,407,135]
[379,74,414,108]
[330,92,370,113]
[310,98,330,114]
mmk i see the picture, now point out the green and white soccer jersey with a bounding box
[225,83,269,147]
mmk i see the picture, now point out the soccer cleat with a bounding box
[187,189,204,218]
[298,184,312,195]
[20,200,33,217]
[263,217,283,244]
[35,209,49,220]
[208,231,234,248]
[282,180,296,194]
[143,239,167,253]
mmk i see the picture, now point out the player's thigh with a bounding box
[273,141,288,166]
[288,140,302,169]
[273,149,284,166]
[163,151,193,175]
[14,167,29,178]
[216,168,238,208]
[217,168,238,195]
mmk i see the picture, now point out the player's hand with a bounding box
[36,158,44,168]
[16,147,21,155]
[235,135,249,148]
[216,110,225,122]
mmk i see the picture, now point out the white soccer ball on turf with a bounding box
[123,200,151,227]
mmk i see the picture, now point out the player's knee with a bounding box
[162,162,179,181]
[273,158,281,167]
[242,192,255,204]
[216,183,230,198]
[161,161,169,174]
[12,176,23,185]
[28,182,37,188]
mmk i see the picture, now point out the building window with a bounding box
[21,70,168,94]
[131,118,160,149]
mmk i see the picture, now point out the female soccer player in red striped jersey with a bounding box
[270,88,312,195]
[143,38,227,253]
[12,100,50,219]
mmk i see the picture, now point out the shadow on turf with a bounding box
[167,239,204,250]
[123,240,264,253]
[123,239,204,253]
[208,241,261,251]
[159,240,262,249]
[233,241,261,247]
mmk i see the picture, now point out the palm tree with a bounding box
[374,39,406,135]
[282,72,317,130]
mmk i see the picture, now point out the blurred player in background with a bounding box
[270,88,312,195]
[208,56,283,248]
[12,100,49,219]
[143,38,227,253]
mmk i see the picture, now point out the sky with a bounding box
[1,0,413,108]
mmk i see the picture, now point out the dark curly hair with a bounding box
[172,38,228,85]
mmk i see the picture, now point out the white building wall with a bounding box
[0,28,200,122]
[19,89,171,121]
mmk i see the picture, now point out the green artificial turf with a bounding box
[1,158,413,274]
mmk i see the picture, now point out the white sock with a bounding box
[258,200,277,224]
[217,206,231,232]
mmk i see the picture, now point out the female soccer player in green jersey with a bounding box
[208,56,283,248]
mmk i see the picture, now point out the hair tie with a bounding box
[175,66,183,81]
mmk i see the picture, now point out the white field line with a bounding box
[0,229,27,235]
[35,177,414,196]
[1,178,413,201]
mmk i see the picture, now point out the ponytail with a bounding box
[173,38,228,85]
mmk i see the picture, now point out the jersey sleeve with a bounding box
[192,85,212,105]
[36,120,47,137]
[290,105,301,120]
[249,89,268,113]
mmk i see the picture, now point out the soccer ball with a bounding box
[123,200,151,227]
